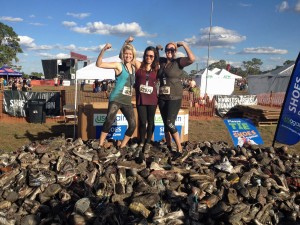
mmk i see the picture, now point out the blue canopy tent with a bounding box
[0,65,23,82]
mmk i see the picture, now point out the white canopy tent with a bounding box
[76,55,121,82]
[194,68,242,99]
[71,55,121,138]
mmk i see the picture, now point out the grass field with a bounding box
[0,84,298,154]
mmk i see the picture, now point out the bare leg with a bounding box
[165,132,172,147]
[99,132,108,146]
[172,131,182,152]
[120,135,131,148]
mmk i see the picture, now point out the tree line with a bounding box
[190,58,295,78]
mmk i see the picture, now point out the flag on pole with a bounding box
[273,52,300,145]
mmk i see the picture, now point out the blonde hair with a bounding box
[165,42,177,51]
[120,43,136,62]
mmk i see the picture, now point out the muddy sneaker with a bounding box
[71,213,86,225]
[126,176,136,194]
[20,214,40,225]
[130,143,139,149]
[72,146,93,161]
[214,156,233,173]
[227,188,239,205]
[0,216,15,225]
[35,144,49,154]
[153,210,185,224]
[117,160,146,171]
[143,143,151,153]
[0,168,20,187]
[42,183,62,198]
[85,168,98,187]
[74,197,90,214]
[19,153,39,169]
[28,168,56,187]
[132,193,160,208]
[129,202,151,218]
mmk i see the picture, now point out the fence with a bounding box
[0,90,285,123]
[256,92,285,107]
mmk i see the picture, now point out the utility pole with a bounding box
[205,0,213,95]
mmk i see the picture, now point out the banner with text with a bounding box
[214,95,257,117]
[274,52,300,145]
[224,118,264,147]
[3,91,60,117]
[94,113,128,140]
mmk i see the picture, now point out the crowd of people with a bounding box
[92,79,114,97]
[95,36,195,158]
[0,77,32,91]
[237,78,248,91]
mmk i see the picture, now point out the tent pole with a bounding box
[74,76,78,140]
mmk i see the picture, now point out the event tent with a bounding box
[194,68,242,99]
[76,55,121,82]
[247,63,294,95]
[0,65,22,80]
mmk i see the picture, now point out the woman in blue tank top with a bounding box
[96,42,136,149]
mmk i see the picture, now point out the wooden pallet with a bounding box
[235,105,281,126]
[257,121,278,127]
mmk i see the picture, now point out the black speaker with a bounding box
[27,99,46,123]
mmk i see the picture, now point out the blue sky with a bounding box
[1,0,300,74]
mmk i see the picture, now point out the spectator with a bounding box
[21,79,28,92]
[80,80,85,91]
[54,76,58,86]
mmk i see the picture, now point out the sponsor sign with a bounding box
[153,114,185,141]
[94,113,128,140]
[274,52,300,145]
[224,118,264,147]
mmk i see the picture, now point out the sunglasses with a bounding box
[145,54,154,59]
[165,48,175,53]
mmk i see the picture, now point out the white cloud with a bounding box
[295,0,300,12]
[277,1,289,12]
[68,21,152,37]
[56,53,70,59]
[18,35,101,57]
[238,47,288,54]
[37,52,69,59]
[19,36,53,51]
[29,23,44,26]
[185,26,246,48]
[62,21,77,27]
[0,16,23,22]
[19,36,36,48]
[239,3,252,7]
[66,12,90,19]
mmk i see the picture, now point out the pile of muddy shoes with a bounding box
[0,135,299,224]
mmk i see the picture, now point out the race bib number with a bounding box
[159,86,170,95]
[122,86,132,96]
[139,85,153,94]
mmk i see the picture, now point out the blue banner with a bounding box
[224,118,264,147]
[274,53,300,145]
